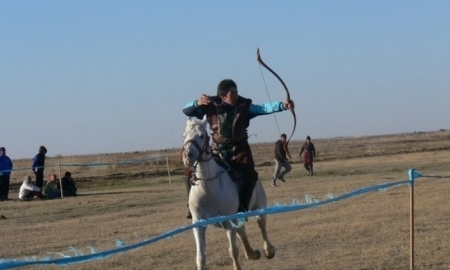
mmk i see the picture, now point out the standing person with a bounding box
[0,147,13,200]
[299,136,316,176]
[272,134,292,186]
[183,78,294,213]
[32,146,47,189]
[19,175,41,200]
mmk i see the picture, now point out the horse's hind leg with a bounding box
[256,214,276,259]
[236,226,261,260]
[193,226,207,270]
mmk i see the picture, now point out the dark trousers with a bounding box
[63,188,77,196]
[228,142,258,212]
[229,142,258,182]
[0,175,10,199]
[35,170,44,188]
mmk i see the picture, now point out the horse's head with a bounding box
[181,117,211,167]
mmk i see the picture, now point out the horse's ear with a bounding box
[201,115,208,129]
[187,117,199,125]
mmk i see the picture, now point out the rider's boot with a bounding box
[186,205,192,219]
[310,166,314,176]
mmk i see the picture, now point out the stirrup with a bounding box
[237,205,248,222]
[237,204,247,213]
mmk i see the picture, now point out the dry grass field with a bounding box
[1,130,450,270]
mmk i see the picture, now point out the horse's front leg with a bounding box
[193,226,207,270]
[256,214,276,259]
[226,229,242,270]
[236,226,261,260]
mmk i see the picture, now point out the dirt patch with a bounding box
[2,130,450,269]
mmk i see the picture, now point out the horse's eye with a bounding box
[199,134,204,139]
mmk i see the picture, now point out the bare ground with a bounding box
[1,130,450,270]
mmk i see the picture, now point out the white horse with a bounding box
[181,117,275,270]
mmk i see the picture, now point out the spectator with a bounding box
[299,135,316,176]
[42,174,61,199]
[272,134,291,186]
[32,146,47,189]
[19,175,41,201]
[0,147,13,201]
[57,171,78,196]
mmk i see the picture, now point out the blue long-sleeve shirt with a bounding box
[183,99,286,120]
[0,155,13,176]
[32,153,46,172]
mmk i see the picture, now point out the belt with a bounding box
[213,133,247,144]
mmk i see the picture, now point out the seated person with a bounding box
[19,175,41,200]
[42,174,61,199]
[57,171,78,196]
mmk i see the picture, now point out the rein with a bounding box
[192,164,230,183]
[191,157,230,182]
[181,125,231,182]
[180,130,212,163]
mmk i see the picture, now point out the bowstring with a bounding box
[258,64,281,136]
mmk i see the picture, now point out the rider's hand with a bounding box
[197,94,211,106]
[283,100,295,110]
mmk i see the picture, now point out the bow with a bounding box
[256,48,296,158]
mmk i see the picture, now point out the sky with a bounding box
[1,1,449,159]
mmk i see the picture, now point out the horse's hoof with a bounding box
[253,250,261,260]
[264,245,276,259]
[245,249,261,260]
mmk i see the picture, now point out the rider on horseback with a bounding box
[183,79,294,218]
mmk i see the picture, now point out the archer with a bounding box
[182,79,294,218]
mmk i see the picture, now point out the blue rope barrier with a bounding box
[0,156,166,173]
[0,169,446,269]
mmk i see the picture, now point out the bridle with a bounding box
[180,124,230,182]
[180,126,213,164]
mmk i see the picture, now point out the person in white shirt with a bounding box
[19,175,41,200]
